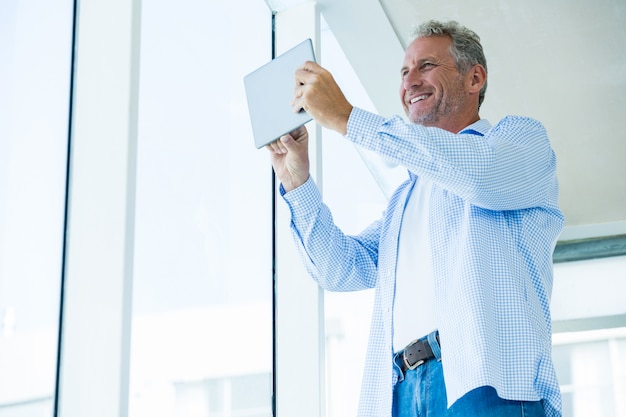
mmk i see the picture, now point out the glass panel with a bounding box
[318,21,400,417]
[569,341,614,417]
[171,374,271,417]
[0,0,73,415]
[552,343,572,384]
[553,332,626,417]
[128,1,273,417]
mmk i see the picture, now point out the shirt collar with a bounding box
[458,119,491,136]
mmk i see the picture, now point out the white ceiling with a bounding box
[268,0,626,241]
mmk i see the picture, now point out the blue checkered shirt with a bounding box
[281,107,564,417]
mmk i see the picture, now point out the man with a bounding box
[267,20,564,417]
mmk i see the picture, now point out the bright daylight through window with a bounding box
[129,0,273,417]
[0,0,73,415]
[128,1,273,416]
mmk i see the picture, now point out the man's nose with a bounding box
[402,68,423,90]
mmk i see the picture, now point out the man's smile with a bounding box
[410,94,429,104]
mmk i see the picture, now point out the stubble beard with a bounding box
[409,78,466,127]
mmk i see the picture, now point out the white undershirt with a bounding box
[393,177,437,352]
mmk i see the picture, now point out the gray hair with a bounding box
[410,20,488,108]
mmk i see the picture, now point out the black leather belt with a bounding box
[398,333,440,373]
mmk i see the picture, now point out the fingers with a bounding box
[293,62,322,113]
[294,61,326,89]
[265,126,308,154]
[291,89,305,114]
[291,62,351,134]
[296,61,323,79]
[266,136,289,154]
[295,62,323,84]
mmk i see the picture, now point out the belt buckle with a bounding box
[402,339,425,370]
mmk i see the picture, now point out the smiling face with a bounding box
[400,35,481,132]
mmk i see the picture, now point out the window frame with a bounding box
[56,0,141,415]
[272,4,326,417]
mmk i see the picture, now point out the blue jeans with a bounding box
[392,333,546,417]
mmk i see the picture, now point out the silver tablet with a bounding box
[244,39,316,149]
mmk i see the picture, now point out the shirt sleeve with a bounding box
[345,107,557,210]
[281,177,380,292]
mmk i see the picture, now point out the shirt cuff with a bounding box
[345,107,388,147]
[281,176,323,224]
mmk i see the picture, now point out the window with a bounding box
[553,328,626,417]
[0,0,73,415]
[128,1,273,416]
[552,255,626,417]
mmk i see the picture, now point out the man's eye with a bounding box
[421,63,435,70]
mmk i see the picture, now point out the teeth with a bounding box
[410,95,428,104]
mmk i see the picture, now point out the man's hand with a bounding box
[266,125,310,192]
[292,61,353,135]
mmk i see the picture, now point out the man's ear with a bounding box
[467,64,487,95]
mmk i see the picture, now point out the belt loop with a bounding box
[427,331,441,360]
